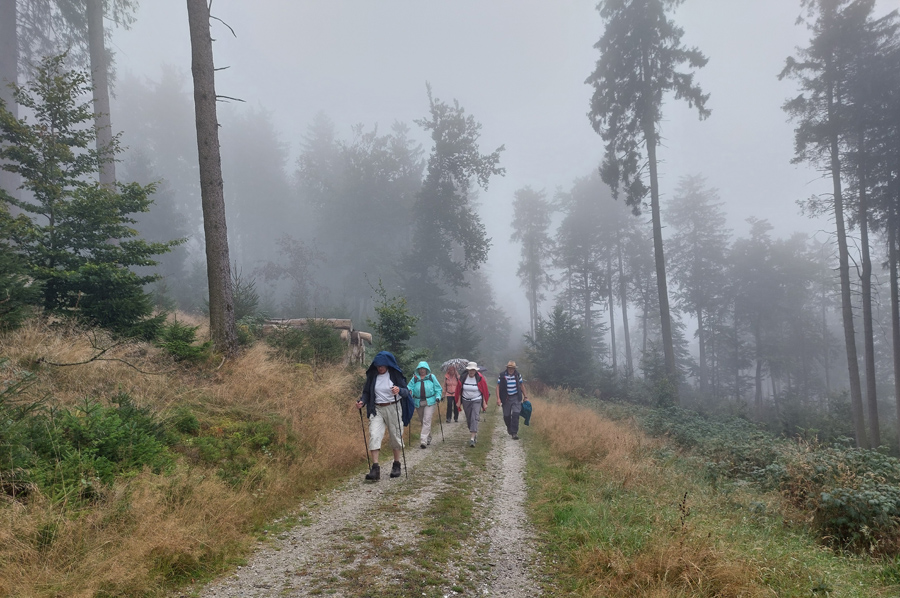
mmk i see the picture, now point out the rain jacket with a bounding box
[358,351,414,426]
[408,361,443,407]
[444,369,460,398]
[454,371,490,411]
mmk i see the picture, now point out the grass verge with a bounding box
[0,317,368,597]
[526,389,900,597]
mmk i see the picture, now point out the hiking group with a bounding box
[356,351,527,481]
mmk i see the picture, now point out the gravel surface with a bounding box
[189,408,543,597]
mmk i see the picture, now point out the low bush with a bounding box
[635,405,900,552]
[1,391,172,503]
[156,319,211,362]
[266,319,345,365]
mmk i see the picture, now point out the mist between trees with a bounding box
[1,0,899,453]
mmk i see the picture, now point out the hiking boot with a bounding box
[420,443,427,449]
[389,461,402,478]
[468,438,476,448]
[427,438,431,446]
[365,463,380,481]
[512,435,519,440]
[446,418,452,424]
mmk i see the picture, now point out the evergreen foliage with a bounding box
[525,304,595,390]
[510,186,555,339]
[0,205,40,330]
[367,281,424,373]
[266,319,346,366]
[587,0,710,391]
[156,319,212,363]
[405,85,504,353]
[0,54,179,339]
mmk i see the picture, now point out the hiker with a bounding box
[497,360,527,440]
[444,364,461,423]
[408,361,443,449]
[356,351,413,481]
[455,361,490,447]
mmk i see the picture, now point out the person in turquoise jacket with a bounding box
[408,361,443,449]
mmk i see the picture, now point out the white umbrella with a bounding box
[440,358,469,375]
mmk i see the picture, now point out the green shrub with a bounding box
[636,405,900,551]
[266,320,345,365]
[2,391,172,503]
[169,407,200,435]
[157,319,212,362]
[178,417,283,486]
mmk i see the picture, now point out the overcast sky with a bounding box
[110,0,895,328]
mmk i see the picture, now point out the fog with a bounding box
[107,0,876,329]
[7,0,855,391]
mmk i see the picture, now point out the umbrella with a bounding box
[441,358,469,375]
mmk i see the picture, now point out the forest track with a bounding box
[191,407,542,597]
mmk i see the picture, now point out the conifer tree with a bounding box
[586,0,710,402]
[0,55,176,337]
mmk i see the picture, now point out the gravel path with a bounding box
[190,408,542,597]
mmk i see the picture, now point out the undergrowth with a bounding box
[0,317,366,597]
[528,390,899,597]
[636,405,900,553]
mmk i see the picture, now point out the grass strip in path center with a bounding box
[311,409,497,597]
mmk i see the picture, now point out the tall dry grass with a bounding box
[531,387,661,489]
[0,317,368,597]
[532,390,776,598]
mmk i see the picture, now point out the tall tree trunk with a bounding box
[645,128,677,399]
[822,286,831,395]
[858,128,879,447]
[697,307,707,393]
[890,207,900,453]
[87,0,116,187]
[187,0,237,356]
[642,303,648,361]
[734,304,741,401]
[607,255,617,373]
[754,317,763,410]
[617,239,633,381]
[0,0,19,204]
[827,71,867,448]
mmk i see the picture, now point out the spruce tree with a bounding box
[0,54,177,338]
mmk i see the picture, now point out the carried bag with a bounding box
[520,400,533,426]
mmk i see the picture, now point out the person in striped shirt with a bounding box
[496,360,527,440]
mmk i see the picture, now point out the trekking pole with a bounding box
[436,399,445,442]
[393,391,408,479]
[358,406,371,469]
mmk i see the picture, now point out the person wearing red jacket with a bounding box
[455,361,490,447]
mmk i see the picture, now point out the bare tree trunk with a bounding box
[617,239,633,381]
[607,255,617,373]
[827,76,867,448]
[734,308,741,401]
[822,286,831,395]
[187,0,237,356]
[645,129,677,401]
[0,0,19,204]
[858,128,879,447]
[87,0,116,187]
[754,318,763,410]
[890,208,900,453]
[697,307,707,393]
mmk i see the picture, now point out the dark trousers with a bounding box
[444,395,459,421]
[502,395,522,436]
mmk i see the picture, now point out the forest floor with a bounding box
[188,408,542,598]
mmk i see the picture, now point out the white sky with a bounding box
[110,0,896,330]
